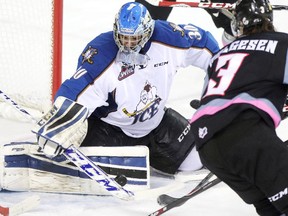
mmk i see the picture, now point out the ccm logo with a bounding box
[154,61,168,67]
[269,187,288,202]
[178,124,191,142]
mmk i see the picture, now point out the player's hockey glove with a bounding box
[204,0,236,45]
[32,96,89,158]
[190,99,201,110]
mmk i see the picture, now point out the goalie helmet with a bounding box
[113,2,155,53]
[231,0,273,37]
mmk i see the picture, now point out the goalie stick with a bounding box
[0,195,40,216]
[144,0,288,10]
[148,176,222,216]
[0,89,134,200]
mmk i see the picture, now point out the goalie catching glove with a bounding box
[32,96,89,158]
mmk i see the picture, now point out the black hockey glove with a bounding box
[190,99,201,110]
[204,0,235,36]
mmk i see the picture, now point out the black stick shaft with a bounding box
[149,178,222,216]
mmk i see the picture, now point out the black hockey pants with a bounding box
[198,110,288,215]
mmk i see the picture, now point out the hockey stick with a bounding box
[157,171,214,205]
[144,0,288,10]
[145,0,234,9]
[0,195,40,216]
[272,5,288,10]
[122,97,161,117]
[0,89,134,200]
[148,177,222,216]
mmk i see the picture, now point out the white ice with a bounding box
[1,0,288,215]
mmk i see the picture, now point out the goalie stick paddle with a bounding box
[0,195,40,216]
[157,171,214,206]
[63,145,134,200]
[0,89,134,201]
[148,176,221,216]
[144,0,288,10]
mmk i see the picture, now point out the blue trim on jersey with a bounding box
[55,21,219,103]
[56,31,118,101]
[151,20,219,54]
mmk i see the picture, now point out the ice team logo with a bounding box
[81,46,98,64]
[122,81,162,124]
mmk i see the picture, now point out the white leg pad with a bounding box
[0,141,150,195]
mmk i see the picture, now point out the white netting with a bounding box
[0,0,61,121]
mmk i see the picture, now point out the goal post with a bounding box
[52,0,63,100]
[0,0,63,121]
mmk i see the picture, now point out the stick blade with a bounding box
[1,195,41,216]
[157,194,177,206]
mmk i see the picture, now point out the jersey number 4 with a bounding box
[203,53,249,98]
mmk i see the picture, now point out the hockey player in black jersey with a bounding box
[135,0,175,20]
[135,0,236,45]
[190,0,288,215]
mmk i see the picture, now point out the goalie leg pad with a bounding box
[0,141,150,195]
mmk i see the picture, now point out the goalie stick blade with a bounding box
[157,194,177,206]
[157,172,214,206]
[148,178,221,216]
[0,195,40,216]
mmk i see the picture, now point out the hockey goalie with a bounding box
[0,1,216,196]
[0,96,205,196]
[0,97,151,195]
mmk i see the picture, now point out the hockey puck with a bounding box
[114,174,127,187]
[190,99,200,110]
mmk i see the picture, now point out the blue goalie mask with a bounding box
[113,2,155,54]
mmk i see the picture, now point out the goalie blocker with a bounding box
[0,141,150,195]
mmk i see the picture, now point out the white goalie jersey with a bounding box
[56,20,219,138]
